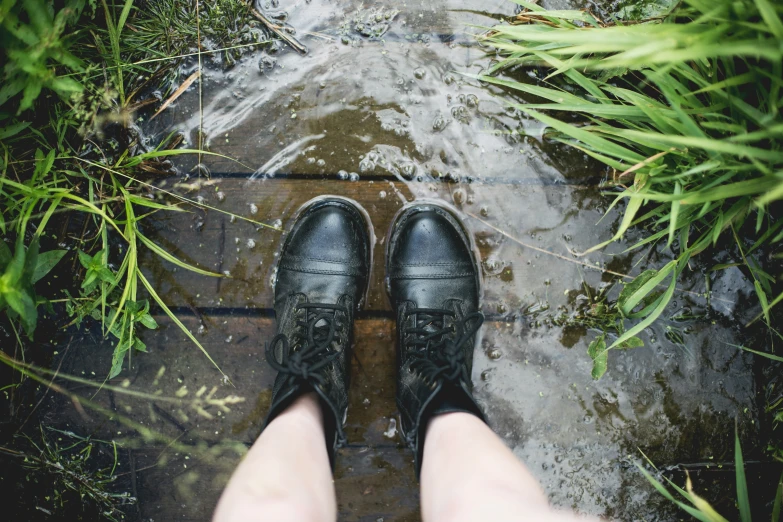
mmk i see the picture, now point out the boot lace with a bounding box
[266,303,347,387]
[404,307,484,386]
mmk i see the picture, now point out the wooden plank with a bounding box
[140,177,627,315]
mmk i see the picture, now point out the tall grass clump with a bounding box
[0,0,271,379]
[479,0,782,379]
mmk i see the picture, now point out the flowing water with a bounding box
[19,0,775,520]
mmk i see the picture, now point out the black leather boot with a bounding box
[385,201,486,477]
[263,196,372,467]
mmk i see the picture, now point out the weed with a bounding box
[0,425,135,521]
[480,0,783,379]
[0,0,273,379]
[638,428,781,521]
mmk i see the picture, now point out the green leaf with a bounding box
[4,287,37,336]
[618,270,657,316]
[755,279,771,324]
[109,338,130,379]
[772,472,782,522]
[618,336,644,349]
[618,261,677,318]
[33,148,56,182]
[588,335,608,380]
[609,258,682,350]
[138,313,158,330]
[32,250,67,284]
[740,346,783,362]
[755,0,783,39]
[133,337,147,352]
[0,241,11,270]
[0,121,30,140]
[20,80,43,113]
[735,427,751,522]
[77,249,93,269]
[21,237,39,287]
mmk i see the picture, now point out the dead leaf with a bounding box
[151,70,200,120]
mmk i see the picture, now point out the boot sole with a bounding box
[272,195,376,311]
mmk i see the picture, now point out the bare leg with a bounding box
[213,393,336,522]
[421,412,590,522]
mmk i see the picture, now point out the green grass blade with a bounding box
[735,426,752,522]
[137,269,227,381]
[608,259,680,350]
[739,345,783,362]
[136,231,224,278]
[755,0,783,38]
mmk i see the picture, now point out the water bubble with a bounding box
[216,191,225,202]
[316,159,326,168]
[452,188,466,205]
[480,205,489,217]
[481,370,491,381]
[272,218,283,229]
[451,105,470,123]
[337,170,349,180]
[444,73,455,85]
[246,239,256,249]
[249,203,258,215]
[466,94,479,108]
[349,172,360,182]
[379,190,387,199]
[401,162,417,178]
[488,349,502,360]
[432,114,450,132]
[306,157,316,165]
[319,81,326,89]
[484,258,505,276]
[414,68,426,79]
[341,35,351,45]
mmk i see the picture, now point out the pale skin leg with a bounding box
[213,398,590,522]
[212,393,336,522]
[421,412,593,522]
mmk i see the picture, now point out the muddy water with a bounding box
[49,0,766,520]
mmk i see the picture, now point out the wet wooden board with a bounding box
[140,177,635,317]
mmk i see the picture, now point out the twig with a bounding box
[150,70,200,120]
[249,6,308,55]
[616,149,675,180]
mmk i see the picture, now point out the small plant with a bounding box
[0,0,275,378]
[638,429,781,522]
[1,425,135,521]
